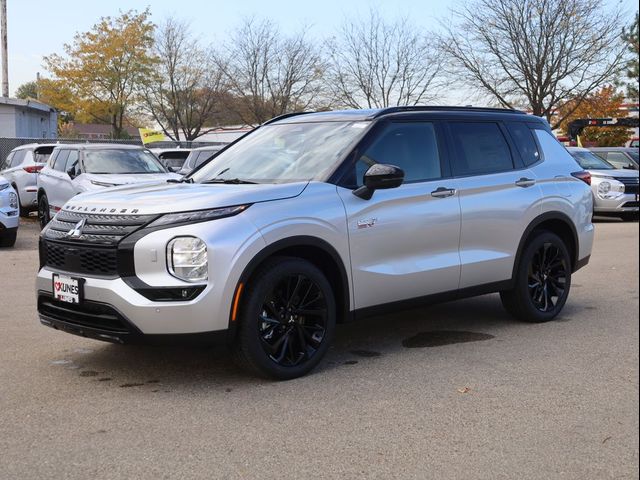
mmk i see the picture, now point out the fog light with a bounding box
[166,236,208,283]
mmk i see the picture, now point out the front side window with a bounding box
[191,121,369,184]
[353,122,442,186]
[605,152,634,168]
[10,150,26,167]
[53,150,70,171]
[65,150,80,176]
[83,149,166,174]
[450,122,514,176]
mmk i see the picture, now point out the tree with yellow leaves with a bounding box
[43,9,156,138]
[557,86,631,147]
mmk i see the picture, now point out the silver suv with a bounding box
[36,107,594,379]
[0,143,56,216]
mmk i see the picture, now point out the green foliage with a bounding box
[15,81,38,100]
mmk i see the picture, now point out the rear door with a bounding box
[43,149,72,212]
[447,121,543,288]
[337,120,461,309]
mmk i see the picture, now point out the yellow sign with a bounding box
[139,128,165,145]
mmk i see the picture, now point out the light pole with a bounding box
[1,0,8,98]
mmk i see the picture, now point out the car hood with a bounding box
[64,181,309,215]
[588,169,639,178]
[80,172,180,185]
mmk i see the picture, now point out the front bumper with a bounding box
[0,208,19,230]
[593,192,638,213]
[36,266,229,340]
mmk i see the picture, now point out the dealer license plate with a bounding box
[52,274,83,304]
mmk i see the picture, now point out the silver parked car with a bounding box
[568,147,639,221]
[177,146,223,176]
[0,178,19,247]
[149,148,192,172]
[37,144,180,228]
[0,143,57,216]
[37,107,594,379]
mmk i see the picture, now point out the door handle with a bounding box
[431,187,456,198]
[515,177,536,188]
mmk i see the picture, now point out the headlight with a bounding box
[166,236,208,283]
[149,205,249,228]
[9,192,18,209]
[596,180,624,199]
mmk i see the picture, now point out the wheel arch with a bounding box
[229,236,351,334]
[512,212,579,281]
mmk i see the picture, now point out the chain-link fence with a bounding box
[0,137,229,164]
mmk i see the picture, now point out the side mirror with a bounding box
[353,164,404,200]
[67,168,76,179]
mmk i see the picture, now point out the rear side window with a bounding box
[355,122,442,185]
[53,150,70,171]
[604,152,632,168]
[195,151,217,168]
[34,146,54,164]
[507,123,540,166]
[0,152,13,170]
[449,122,514,176]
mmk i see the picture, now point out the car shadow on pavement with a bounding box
[57,292,572,390]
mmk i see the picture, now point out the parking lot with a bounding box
[0,217,638,479]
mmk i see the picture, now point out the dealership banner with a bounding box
[139,128,165,145]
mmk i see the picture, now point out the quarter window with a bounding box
[450,122,514,176]
[355,122,442,186]
[507,122,540,166]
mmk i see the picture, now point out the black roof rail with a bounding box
[263,111,315,125]
[372,106,526,117]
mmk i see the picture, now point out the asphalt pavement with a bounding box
[0,217,638,479]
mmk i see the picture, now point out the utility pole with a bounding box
[1,0,7,97]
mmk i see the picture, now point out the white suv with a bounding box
[37,144,179,228]
[0,178,19,247]
[36,107,594,379]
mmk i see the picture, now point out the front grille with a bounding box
[38,295,133,334]
[42,240,118,276]
[614,176,639,195]
[44,210,156,246]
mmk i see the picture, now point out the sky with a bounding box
[4,0,638,98]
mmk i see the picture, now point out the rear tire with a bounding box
[0,229,17,248]
[38,194,51,230]
[501,231,572,323]
[233,256,336,380]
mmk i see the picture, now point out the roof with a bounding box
[267,106,529,124]
[589,147,639,152]
[190,146,224,152]
[0,97,55,113]
[52,143,144,150]
[12,143,60,151]
[73,123,141,138]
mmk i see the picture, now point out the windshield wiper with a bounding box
[202,178,258,184]
[167,177,194,183]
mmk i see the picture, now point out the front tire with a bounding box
[233,257,336,380]
[38,194,51,230]
[501,231,572,323]
[0,228,17,248]
[13,187,30,217]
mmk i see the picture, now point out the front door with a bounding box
[337,121,462,310]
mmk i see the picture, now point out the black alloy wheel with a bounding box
[258,273,328,367]
[233,257,336,380]
[527,242,568,313]
[38,194,50,230]
[500,231,571,323]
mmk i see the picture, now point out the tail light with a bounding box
[571,171,591,186]
[23,165,44,174]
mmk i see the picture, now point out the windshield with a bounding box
[190,121,370,184]
[83,149,167,174]
[570,150,614,170]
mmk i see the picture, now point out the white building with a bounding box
[0,97,57,138]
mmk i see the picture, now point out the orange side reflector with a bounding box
[231,283,244,321]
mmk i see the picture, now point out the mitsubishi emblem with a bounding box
[66,219,87,239]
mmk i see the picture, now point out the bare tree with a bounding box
[142,18,225,141]
[215,18,325,126]
[441,0,627,128]
[325,10,445,109]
